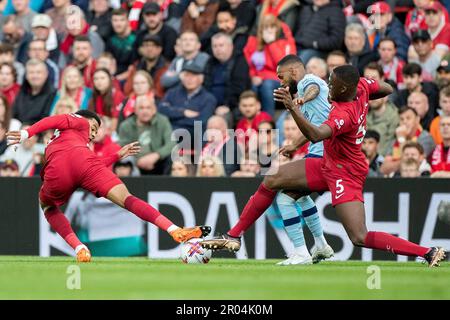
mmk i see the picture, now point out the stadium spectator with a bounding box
[394,63,440,113]
[93,116,121,170]
[407,91,435,130]
[134,2,177,61]
[0,121,7,156]
[0,94,21,131]
[0,0,37,33]
[96,53,123,93]
[180,0,220,37]
[1,15,33,64]
[117,70,155,125]
[367,90,399,156]
[201,9,249,55]
[255,120,277,171]
[89,68,124,131]
[409,30,441,81]
[118,95,176,175]
[0,123,43,176]
[0,159,20,177]
[254,0,300,33]
[401,142,432,176]
[220,0,256,31]
[363,62,384,82]
[378,37,405,89]
[86,0,113,42]
[231,155,261,177]
[161,31,209,90]
[45,0,72,37]
[424,1,450,58]
[244,14,296,116]
[31,14,60,64]
[51,66,92,114]
[430,115,450,177]
[67,35,97,88]
[294,0,346,64]
[202,115,240,176]
[430,86,450,144]
[362,130,384,177]
[113,160,135,178]
[326,50,347,73]
[159,63,217,146]
[0,43,24,85]
[124,34,168,99]
[60,7,105,64]
[381,107,435,175]
[106,8,137,82]
[196,155,225,177]
[436,56,450,88]
[0,62,20,105]
[399,158,421,177]
[171,156,196,177]
[404,0,430,37]
[344,23,378,75]
[282,113,308,159]
[235,90,273,151]
[28,39,60,89]
[203,32,250,120]
[367,1,410,62]
[12,59,56,124]
[52,96,78,115]
[306,57,328,81]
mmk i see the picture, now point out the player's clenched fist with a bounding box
[118,141,141,160]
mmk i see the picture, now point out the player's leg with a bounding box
[201,159,316,251]
[105,183,211,243]
[276,192,312,265]
[296,195,334,263]
[336,201,446,267]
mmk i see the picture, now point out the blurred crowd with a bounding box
[0,0,450,179]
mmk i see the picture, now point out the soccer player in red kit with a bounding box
[202,59,445,267]
[6,110,210,262]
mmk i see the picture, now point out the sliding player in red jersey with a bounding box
[6,110,210,262]
[202,60,445,267]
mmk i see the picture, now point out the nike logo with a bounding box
[335,193,345,199]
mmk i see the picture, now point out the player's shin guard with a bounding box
[44,207,82,250]
[297,196,327,248]
[228,183,277,238]
[364,231,429,257]
[124,195,175,231]
[277,193,306,248]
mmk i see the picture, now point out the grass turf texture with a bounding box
[0,256,449,299]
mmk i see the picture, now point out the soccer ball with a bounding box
[180,238,212,264]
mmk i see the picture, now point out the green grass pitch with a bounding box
[0,256,449,299]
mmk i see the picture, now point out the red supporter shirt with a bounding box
[432,23,450,50]
[323,78,380,176]
[236,111,273,145]
[430,144,450,173]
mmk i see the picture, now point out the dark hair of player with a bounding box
[399,106,419,116]
[277,54,304,67]
[364,129,380,143]
[402,63,422,77]
[333,65,360,88]
[75,110,101,126]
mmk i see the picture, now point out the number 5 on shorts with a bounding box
[336,179,344,194]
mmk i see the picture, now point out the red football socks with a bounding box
[364,231,429,257]
[44,207,82,250]
[124,195,174,231]
[228,183,277,238]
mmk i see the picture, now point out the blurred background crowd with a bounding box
[0,0,450,179]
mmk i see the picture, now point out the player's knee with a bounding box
[349,231,367,247]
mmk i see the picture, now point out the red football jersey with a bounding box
[27,113,90,160]
[323,78,380,176]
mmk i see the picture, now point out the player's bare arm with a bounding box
[279,135,309,157]
[299,84,320,105]
[274,87,332,143]
[368,81,394,100]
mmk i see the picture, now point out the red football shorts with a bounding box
[305,157,365,206]
[39,148,122,207]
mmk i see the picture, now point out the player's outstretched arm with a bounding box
[274,87,332,143]
[368,81,394,100]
